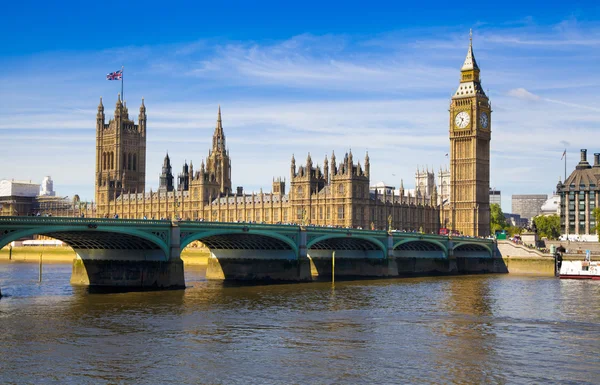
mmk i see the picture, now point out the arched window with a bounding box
[338,184,344,195]
[123,152,127,169]
[102,152,106,170]
[296,186,303,197]
[110,152,114,170]
[133,154,137,171]
[128,153,133,170]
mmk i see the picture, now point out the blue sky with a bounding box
[1,0,599,211]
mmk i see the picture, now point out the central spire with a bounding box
[213,105,225,152]
[461,29,479,72]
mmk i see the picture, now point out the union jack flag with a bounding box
[106,70,123,80]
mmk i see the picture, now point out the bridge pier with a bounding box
[71,257,185,289]
[69,224,185,290]
[205,250,312,282]
[308,250,397,279]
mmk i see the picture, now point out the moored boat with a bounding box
[559,260,600,280]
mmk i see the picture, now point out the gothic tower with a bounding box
[95,94,147,213]
[159,153,174,192]
[206,106,232,196]
[448,31,491,236]
[177,161,189,191]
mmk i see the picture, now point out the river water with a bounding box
[1,262,599,385]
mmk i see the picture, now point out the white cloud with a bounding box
[1,19,600,205]
[507,88,541,101]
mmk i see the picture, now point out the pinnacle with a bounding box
[461,30,479,71]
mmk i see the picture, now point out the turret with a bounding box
[96,97,105,130]
[323,155,329,184]
[365,152,370,177]
[138,98,146,134]
[330,151,337,176]
[306,153,312,169]
[159,152,174,192]
[399,179,405,201]
[291,154,296,178]
[115,93,123,119]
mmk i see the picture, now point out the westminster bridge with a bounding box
[0,216,505,289]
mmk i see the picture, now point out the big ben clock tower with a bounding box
[448,31,491,236]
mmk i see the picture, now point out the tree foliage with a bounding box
[593,208,600,239]
[532,215,561,240]
[506,226,524,237]
[490,203,507,234]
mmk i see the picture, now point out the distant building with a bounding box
[0,177,83,217]
[504,213,528,228]
[540,194,560,216]
[556,149,600,239]
[0,180,41,216]
[511,194,548,220]
[40,176,55,196]
[489,188,501,208]
[438,166,450,207]
[0,180,40,198]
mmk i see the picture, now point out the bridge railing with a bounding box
[0,216,495,246]
[0,216,167,226]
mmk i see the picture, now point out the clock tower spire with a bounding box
[446,31,491,237]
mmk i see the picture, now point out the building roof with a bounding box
[563,167,599,190]
[541,194,560,215]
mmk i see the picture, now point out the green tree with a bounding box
[593,208,600,239]
[532,214,561,240]
[490,203,507,234]
[506,226,524,237]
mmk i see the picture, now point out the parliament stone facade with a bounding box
[94,35,490,235]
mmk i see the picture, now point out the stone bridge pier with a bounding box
[70,224,185,290]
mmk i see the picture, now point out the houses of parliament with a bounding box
[94,35,491,236]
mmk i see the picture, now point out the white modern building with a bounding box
[0,179,41,197]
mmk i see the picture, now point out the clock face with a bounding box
[455,111,470,128]
[480,112,489,128]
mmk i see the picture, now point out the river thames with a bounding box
[1,263,599,385]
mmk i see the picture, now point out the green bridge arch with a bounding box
[0,225,171,258]
[307,234,387,255]
[452,241,494,257]
[393,238,449,256]
[180,229,300,256]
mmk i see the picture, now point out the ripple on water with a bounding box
[1,263,600,384]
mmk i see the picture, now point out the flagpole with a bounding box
[121,66,124,102]
[564,150,567,182]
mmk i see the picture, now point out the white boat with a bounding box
[559,260,600,280]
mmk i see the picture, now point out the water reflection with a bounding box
[1,263,600,384]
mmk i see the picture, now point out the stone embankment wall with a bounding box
[497,241,554,276]
[497,241,550,258]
